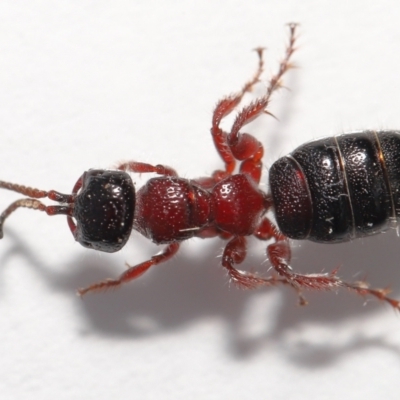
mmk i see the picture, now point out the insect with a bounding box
[0,24,399,310]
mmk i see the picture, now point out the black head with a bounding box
[69,169,135,253]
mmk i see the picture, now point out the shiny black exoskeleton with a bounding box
[270,130,400,243]
[71,170,135,252]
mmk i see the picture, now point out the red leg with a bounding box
[231,23,298,183]
[221,236,287,289]
[116,161,178,177]
[260,218,400,310]
[229,24,298,142]
[78,242,180,296]
[211,47,266,180]
[211,24,298,184]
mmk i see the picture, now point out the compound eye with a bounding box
[72,169,135,253]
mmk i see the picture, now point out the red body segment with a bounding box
[134,174,268,244]
[212,174,267,236]
[134,177,212,243]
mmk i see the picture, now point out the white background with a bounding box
[1,1,400,399]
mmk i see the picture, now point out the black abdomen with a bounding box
[269,131,400,242]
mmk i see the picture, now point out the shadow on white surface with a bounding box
[1,224,400,368]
